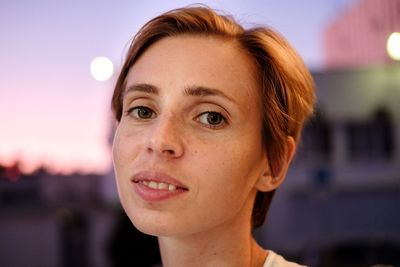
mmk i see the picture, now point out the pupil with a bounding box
[207,113,221,124]
[139,108,151,118]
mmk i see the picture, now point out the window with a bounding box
[346,108,394,161]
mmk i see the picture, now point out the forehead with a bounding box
[125,35,260,104]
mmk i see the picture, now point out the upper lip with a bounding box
[132,170,189,190]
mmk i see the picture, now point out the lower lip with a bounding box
[133,182,187,202]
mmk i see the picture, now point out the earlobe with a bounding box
[254,170,277,192]
[254,136,296,192]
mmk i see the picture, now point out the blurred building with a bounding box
[0,166,114,267]
[324,0,400,69]
[260,1,400,265]
[261,64,400,265]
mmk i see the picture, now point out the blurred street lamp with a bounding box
[387,32,400,61]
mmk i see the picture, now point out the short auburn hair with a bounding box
[111,6,315,228]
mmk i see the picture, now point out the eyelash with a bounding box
[126,106,156,120]
[125,106,227,129]
[196,111,227,129]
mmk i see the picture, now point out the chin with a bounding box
[131,221,161,236]
[124,208,185,237]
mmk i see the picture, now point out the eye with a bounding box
[127,106,156,120]
[197,111,226,129]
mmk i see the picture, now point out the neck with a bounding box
[158,195,267,267]
[158,235,266,267]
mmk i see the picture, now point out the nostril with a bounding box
[146,133,183,158]
[163,149,175,155]
[147,146,176,155]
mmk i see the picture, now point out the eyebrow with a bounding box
[124,83,159,95]
[183,85,236,104]
[124,83,236,104]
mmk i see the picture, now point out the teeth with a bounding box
[158,182,168,190]
[140,181,178,191]
[148,181,158,189]
[168,184,176,191]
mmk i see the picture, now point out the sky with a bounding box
[0,0,358,174]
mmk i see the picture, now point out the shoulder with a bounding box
[263,250,307,267]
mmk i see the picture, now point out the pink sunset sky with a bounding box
[0,0,357,174]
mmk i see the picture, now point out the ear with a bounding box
[254,136,296,192]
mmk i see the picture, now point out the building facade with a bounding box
[324,0,400,69]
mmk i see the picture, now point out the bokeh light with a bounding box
[90,56,114,81]
[387,32,400,61]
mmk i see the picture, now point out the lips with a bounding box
[131,170,188,201]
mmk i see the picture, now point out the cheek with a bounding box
[112,126,140,167]
[195,134,264,200]
[112,127,141,221]
[186,148,258,229]
[112,129,128,191]
[194,144,254,194]
[112,129,125,171]
[112,127,139,191]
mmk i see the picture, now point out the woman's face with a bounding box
[113,35,269,237]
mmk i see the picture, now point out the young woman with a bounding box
[111,6,315,267]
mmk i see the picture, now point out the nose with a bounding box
[146,113,184,158]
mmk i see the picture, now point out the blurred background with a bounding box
[1,0,399,266]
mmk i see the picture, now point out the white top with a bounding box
[263,250,306,267]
